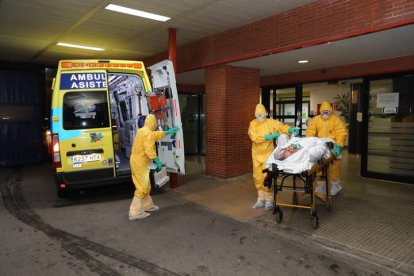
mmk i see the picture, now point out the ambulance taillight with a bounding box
[52,134,61,168]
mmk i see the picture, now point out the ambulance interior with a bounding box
[108,73,148,174]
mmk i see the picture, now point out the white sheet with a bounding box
[265,137,334,174]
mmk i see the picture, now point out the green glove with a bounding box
[163,126,179,135]
[153,157,163,170]
[264,133,280,141]
[334,144,342,156]
[288,127,300,136]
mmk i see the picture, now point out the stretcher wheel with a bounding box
[325,198,332,211]
[311,213,319,229]
[292,192,298,205]
[275,209,283,224]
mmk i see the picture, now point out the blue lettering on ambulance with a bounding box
[60,73,106,90]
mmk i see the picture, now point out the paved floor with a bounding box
[1,162,381,276]
[1,152,413,275]
[176,153,414,275]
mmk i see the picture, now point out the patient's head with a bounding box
[281,145,301,160]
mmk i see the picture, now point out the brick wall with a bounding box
[140,0,414,180]
[205,66,259,178]
[177,84,205,94]
[143,0,414,73]
[262,54,414,86]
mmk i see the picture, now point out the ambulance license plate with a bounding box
[70,154,101,163]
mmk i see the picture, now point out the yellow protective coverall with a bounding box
[306,101,347,195]
[248,104,290,209]
[129,114,165,220]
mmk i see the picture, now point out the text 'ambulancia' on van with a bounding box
[50,59,185,197]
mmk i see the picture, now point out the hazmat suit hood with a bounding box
[255,104,267,118]
[144,114,157,130]
[320,101,333,112]
[320,101,333,120]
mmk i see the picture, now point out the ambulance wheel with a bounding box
[276,209,283,224]
[56,189,67,198]
[312,214,319,229]
[325,198,332,211]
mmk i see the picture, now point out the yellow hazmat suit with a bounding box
[248,104,290,209]
[306,101,347,195]
[129,114,165,220]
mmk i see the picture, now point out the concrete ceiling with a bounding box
[0,0,413,85]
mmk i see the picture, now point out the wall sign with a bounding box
[377,92,399,108]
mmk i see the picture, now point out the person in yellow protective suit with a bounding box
[128,114,179,220]
[306,101,347,196]
[248,104,299,210]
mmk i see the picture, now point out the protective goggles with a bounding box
[256,114,266,119]
[320,110,331,116]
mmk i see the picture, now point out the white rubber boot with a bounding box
[130,212,150,220]
[315,180,327,193]
[330,181,342,196]
[252,199,265,209]
[264,200,273,211]
[147,205,159,212]
[143,195,159,212]
[129,197,151,220]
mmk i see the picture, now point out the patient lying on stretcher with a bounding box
[277,144,301,160]
[266,135,335,174]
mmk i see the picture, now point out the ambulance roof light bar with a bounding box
[60,61,143,69]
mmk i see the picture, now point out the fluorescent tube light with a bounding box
[298,60,309,64]
[105,4,170,22]
[57,42,105,51]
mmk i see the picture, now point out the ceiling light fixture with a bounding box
[56,42,105,51]
[105,4,170,22]
[298,60,309,64]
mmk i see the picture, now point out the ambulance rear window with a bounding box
[63,91,109,130]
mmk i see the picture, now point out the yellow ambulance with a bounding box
[50,59,185,197]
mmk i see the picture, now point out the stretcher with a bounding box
[262,142,336,229]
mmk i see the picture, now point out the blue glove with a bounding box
[288,127,300,136]
[264,133,280,141]
[334,144,342,156]
[163,126,179,135]
[153,157,163,170]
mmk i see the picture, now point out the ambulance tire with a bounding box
[57,188,67,198]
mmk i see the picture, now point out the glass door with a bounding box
[362,74,414,184]
[267,85,309,136]
[178,93,205,155]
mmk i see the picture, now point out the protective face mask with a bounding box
[257,113,266,122]
[321,110,330,120]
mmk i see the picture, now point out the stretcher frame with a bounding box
[263,147,336,229]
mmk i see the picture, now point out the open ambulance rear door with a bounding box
[148,60,185,175]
